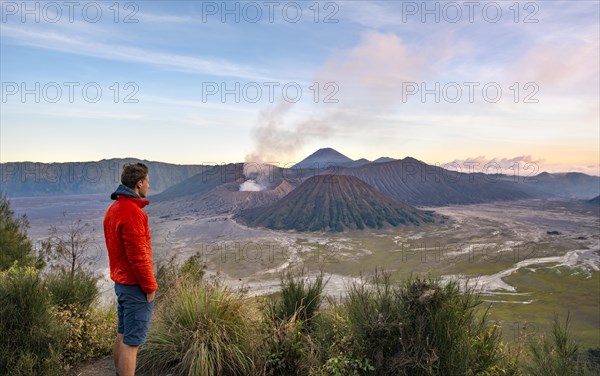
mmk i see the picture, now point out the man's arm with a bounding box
[122,212,158,295]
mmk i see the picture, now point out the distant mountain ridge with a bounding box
[329,157,535,205]
[373,157,396,163]
[157,154,597,209]
[3,149,598,205]
[236,174,437,232]
[151,163,245,202]
[524,172,600,198]
[0,159,206,197]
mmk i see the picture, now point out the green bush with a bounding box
[137,278,256,376]
[262,314,320,376]
[0,194,40,271]
[394,277,510,375]
[268,268,327,327]
[319,354,375,376]
[311,309,374,376]
[180,252,207,282]
[261,269,339,376]
[343,272,516,375]
[523,314,599,376]
[0,265,64,375]
[46,269,100,310]
[155,252,206,302]
[53,304,117,370]
[584,348,600,370]
[344,270,404,372]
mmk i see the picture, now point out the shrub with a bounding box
[584,347,600,369]
[319,354,375,376]
[53,304,117,369]
[155,252,206,302]
[0,265,64,375]
[311,308,374,376]
[261,268,330,375]
[523,313,599,376]
[394,277,510,375]
[179,252,207,282]
[262,313,320,376]
[0,194,40,271]
[46,269,100,310]
[137,278,256,376]
[344,270,403,371]
[343,272,515,375]
[268,268,327,327]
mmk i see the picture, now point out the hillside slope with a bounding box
[237,174,437,232]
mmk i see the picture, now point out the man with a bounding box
[104,163,158,376]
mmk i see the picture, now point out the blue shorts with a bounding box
[114,282,154,346]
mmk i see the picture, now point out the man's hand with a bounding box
[146,291,156,303]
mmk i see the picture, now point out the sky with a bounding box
[1,0,599,175]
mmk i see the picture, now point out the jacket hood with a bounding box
[110,184,140,200]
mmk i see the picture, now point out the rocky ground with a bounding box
[70,356,115,376]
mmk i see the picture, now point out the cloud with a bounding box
[339,1,404,29]
[40,109,144,120]
[444,155,543,173]
[444,155,600,176]
[314,31,423,109]
[1,24,272,80]
[246,30,473,163]
[313,30,475,111]
[137,12,194,23]
[509,27,599,94]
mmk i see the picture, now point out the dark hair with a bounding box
[121,163,149,189]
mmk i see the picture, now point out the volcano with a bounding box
[236,174,437,232]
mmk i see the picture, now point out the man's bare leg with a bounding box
[113,333,123,373]
[118,343,139,376]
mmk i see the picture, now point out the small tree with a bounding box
[0,194,40,270]
[42,213,100,308]
[42,213,97,279]
[523,313,595,375]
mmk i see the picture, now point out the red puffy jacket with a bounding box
[103,187,158,294]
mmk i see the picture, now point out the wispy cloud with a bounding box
[313,30,474,111]
[340,1,404,29]
[445,156,599,176]
[444,155,544,172]
[1,24,273,80]
[508,27,599,95]
[136,12,194,23]
[142,95,257,113]
[43,110,144,120]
